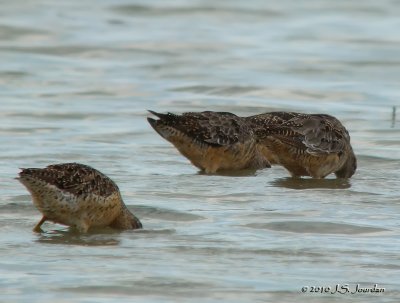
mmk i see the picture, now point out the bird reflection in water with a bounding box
[35,227,122,246]
[271,177,351,190]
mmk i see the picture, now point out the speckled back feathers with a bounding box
[246,112,351,155]
[148,110,254,146]
[18,162,119,198]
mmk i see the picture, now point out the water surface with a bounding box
[1,1,400,302]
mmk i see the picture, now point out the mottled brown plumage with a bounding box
[17,163,142,232]
[147,110,270,173]
[246,112,357,178]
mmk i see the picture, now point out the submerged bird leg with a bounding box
[75,220,90,233]
[33,216,47,233]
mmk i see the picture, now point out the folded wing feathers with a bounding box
[287,115,348,154]
[149,110,351,155]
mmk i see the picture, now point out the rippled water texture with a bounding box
[1,1,400,302]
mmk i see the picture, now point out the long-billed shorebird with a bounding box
[246,112,357,178]
[148,109,356,179]
[147,110,270,173]
[17,163,142,232]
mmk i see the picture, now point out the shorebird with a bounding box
[245,112,357,178]
[17,163,142,232]
[147,110,270,173]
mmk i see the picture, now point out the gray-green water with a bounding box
[1,1,400,302]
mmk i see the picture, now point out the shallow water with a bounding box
[1,0,400,302]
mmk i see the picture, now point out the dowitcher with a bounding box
[147,110,270,173]
[17,163,142,232]
[246,112,357,178]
